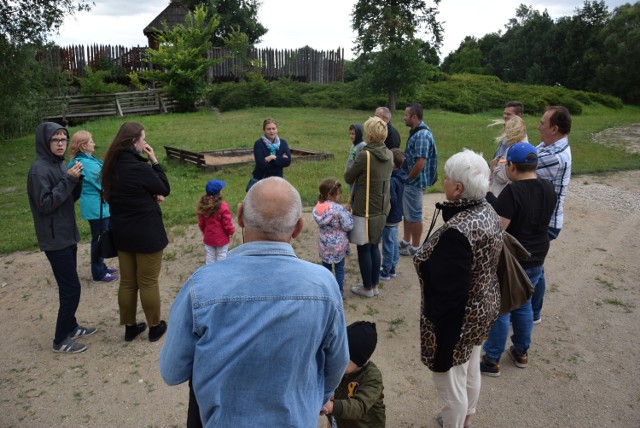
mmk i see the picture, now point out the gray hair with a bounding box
[243,177,302,240]
[375,106,391,121]
[444,149,490,201]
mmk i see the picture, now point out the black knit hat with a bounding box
[347,321,377,367]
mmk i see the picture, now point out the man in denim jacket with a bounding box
[160,177,349,427]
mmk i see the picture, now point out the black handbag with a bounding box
[96,192,117,259]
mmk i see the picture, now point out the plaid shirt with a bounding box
[536,137,572,229]
[405,122,438,190]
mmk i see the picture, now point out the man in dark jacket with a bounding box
[27,122,97,354]
[375,106,401,150]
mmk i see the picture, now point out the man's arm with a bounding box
[408,157,426,179]
[322,308,349,403]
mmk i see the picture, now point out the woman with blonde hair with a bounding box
[345,116,393,298]
[488,115,527,196]
[68,130,118,283]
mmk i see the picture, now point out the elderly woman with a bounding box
[414,149,503,428]
[248,118,291,191]
[102,122,170,343]
[345,116,393,298]
[488,115,527,197]
[68,131,118,283]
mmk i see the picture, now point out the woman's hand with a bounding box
[142,144,158,164]
[265,155,276,162]
[155,195,165,203]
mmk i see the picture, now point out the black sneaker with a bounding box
[509,346,528,368]
[124,322,147,342]
[149,320,167,342]
[389,267,397,278]
[480,355,500,377]
[380,268,391,281]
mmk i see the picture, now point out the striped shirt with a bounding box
[405,121,438,190]
[536,137,572,229]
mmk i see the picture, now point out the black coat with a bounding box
[108,149,170,253]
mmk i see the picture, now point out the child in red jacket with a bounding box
[197,179,235,264]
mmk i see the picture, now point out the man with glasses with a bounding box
[28,122,97,354]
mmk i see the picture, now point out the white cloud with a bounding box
[52,0,629,59]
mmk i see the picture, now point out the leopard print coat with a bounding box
[414,198,502,372]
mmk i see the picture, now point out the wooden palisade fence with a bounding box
[41,45,344,83]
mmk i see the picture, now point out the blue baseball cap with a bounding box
[507,142,538,163]
[205,179,226,195]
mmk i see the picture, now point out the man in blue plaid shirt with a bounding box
[399,102,438,256]
[533,105,572,324]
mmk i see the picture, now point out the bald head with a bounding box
[239,177,303,242]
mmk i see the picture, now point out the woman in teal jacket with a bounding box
[69,131,118,283]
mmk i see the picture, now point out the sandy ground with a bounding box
[1,170,639,428]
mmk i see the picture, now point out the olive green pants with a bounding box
[117,250,163,326]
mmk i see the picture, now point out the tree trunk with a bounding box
[388,89,396,112]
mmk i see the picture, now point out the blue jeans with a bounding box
[322,258,345,294]
[532,227,561,320]
[357,241,381,289]
[381,224,399,272]
[45,245,81,345]
[483,265,544,361]
[89,218,110,280]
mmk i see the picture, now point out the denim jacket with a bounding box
[160,241,349,427]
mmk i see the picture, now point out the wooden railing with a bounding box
[45,90,175,124]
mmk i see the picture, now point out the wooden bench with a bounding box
[164,146,207,168]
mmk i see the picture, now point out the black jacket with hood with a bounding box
[27,122,83,251]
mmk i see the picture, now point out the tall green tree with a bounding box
[182,0,267,46]
[145,5,221,111]
[352,0,443,110]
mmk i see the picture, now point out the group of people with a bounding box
[27,99,572,427]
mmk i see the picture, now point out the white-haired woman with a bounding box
[414,149,503,428]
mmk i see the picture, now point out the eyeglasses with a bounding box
[50,138,68,144]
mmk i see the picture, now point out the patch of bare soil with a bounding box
[1,170,639,428]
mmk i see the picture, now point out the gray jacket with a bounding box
[27,122,82,251]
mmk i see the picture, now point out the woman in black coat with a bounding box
[248,118,291,190]
[102,121,170,343]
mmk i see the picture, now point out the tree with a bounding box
[182,0,267,46]
[144,5,221,111]
[0,1,91,137]
[352,0,443,110]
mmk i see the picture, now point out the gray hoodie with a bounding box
[27,122,82,251]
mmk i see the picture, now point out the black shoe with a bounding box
[149,320,167,342]
[124,322,147,342]
[480,355,501,377]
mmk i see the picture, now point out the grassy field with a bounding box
[2,105,639,254]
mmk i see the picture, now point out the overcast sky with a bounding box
[52,0,629,60]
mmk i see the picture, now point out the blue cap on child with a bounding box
[506,142,538,164]
[205,179,226,195]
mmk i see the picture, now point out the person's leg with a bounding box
[390,224,399,274]
[334,258,345,295]
[432,362,469,427]
[136,250,163,327]
[215,244,229,261]
[533,228,560,321]
[511,265,543,353]
[402,185,424,250]
[45,245,81,344]
[381,226,393,272]
[187,379,203,428]
[204,244,215,265]
[88,219,108,280]
[357,244,373,289]
[482,313,510,363]
[117,251,139,325]
[370,240,381,286]
[465,346,482,427]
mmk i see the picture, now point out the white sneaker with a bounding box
[533,317,542,325]
[372,285,379,296]
[351,285,375,298]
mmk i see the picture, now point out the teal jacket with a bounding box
[69,152,110,220]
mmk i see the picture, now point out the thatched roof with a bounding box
[143,1,190,36]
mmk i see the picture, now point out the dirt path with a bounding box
[1,170,639,428]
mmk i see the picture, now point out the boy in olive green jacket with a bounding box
[323,321,386,428]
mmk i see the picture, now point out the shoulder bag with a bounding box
[348,150,370,245]
[96,192,117,259]
[498,231,534,314]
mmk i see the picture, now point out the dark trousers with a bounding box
[357,240,381,289]
[45,245,81,344]
[88,218,109,280]
[187,379,203,428]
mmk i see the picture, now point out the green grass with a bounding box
[2,105,640,254]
